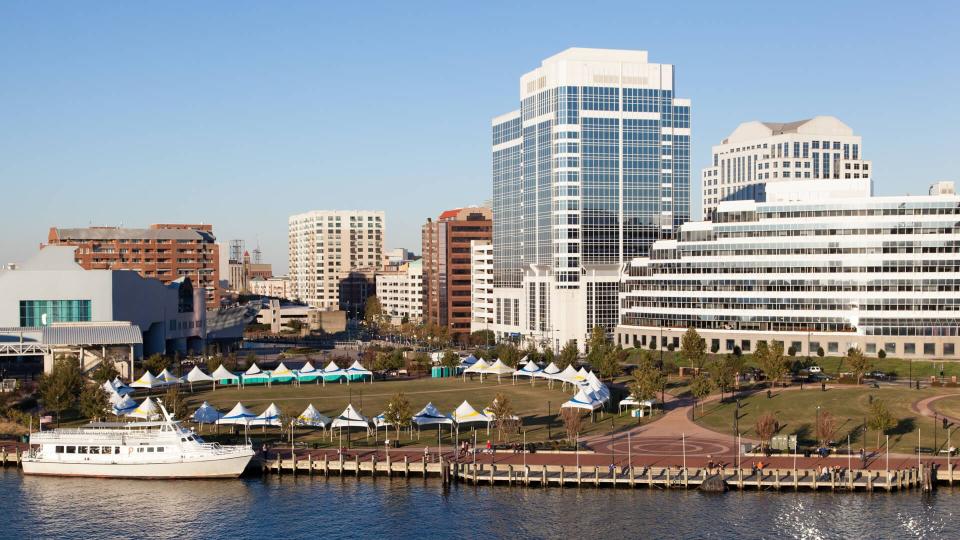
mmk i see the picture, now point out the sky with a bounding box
[1,1,958,275]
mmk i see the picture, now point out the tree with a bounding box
[487,393,518,441]
[867,399,895,449]
[78,384,109,421]
[141,353,169,375]
[160,386,185,419]
[689,373,713,419]
[364,296,385,331]
[680,327,707,371]
[755,341,787,388]
[91,360,119,384]
[558,340,578,369]
[496,343,520,367]
[559,407,584,441]
[206,354,223,373]
[409,352,430,375]
[470,330,495,347]
[629,352,666,402]
[816,410,837,447]
[383,392,412,440]
[542,347,555,365]
[708,354,741,402]
[586,326,610,368]
[755,412,778,451]
[817,346,825,358]
[38,356,83,425]
[441,350,460,370]
[245,352,257,370]
[597,346,625,380]
[847,347,871,384]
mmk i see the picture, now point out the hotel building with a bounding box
[47,224,221,310]
[491,47,690,350]
[375,259,423,324]
[616,179,960,359]
[288,210,384,310]
[701,116,871,220]
[422,207,493,343]
[470,240,494,332]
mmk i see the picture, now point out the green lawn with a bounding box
[931,395,960,421]
[693,386,960,453]
[179,376,648,447]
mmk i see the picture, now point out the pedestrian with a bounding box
[424,446,429,462]
[707,455,714,472]
[486,439,492,455]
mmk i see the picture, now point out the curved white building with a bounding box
[616,179,960,359]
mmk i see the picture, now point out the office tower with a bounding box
[422,207,493,344]
[288,210,384,311]
[491,48,690,350]
[701,116,871,220]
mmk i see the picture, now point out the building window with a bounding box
[828,342,839,354]
[945,344,955,356]
[19,300,91,327]
[904,343,916,355]
[865,343,877,354]
[741,340,751,352]
[923,343,935,356]
[884,343,896,354]
[809,342,820,354]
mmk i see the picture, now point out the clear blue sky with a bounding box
[2,1,958,274]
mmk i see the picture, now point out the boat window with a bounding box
[55,446,64,454]
[147,447,155,452]
[102,446,113,454]
[157,447,165,452]
[89,446,100,454]
[78,446,88,454]
[65,446,76,454]
[187,436,195,442]
[137,447,145,453]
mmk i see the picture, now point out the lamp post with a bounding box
[547,400,551,440]
[816,405,821,448]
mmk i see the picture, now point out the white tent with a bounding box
[185,366,214,391]
[331,404,371,432]
[191,401,223,424]
[110,394,137,416]
[586,371,610,402]
[270,362,295,382]
[322,360,344,383]
[462,359,490,381]
[452,400,491,425]
[539,362,561,379]
[561,388,602,411]
[211,364,240,389]
[157,368,181,385]
[299,361,319,374]
[556,364,584,384]
[111,376,134,395]
[245,363,263,375]
[619,395,640,411]
[250,403,282,427]
[513,361,542,377]
[102,380,121,403]
[217,402,257,425]
[130,371,162,389]
[487,359,514,375]
[412,402,454,426]
[296,404,330,428]
[372,413,392,429]
[127,397,160,419]
[345,360,373,383]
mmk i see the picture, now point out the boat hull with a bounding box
[21,452,255,479]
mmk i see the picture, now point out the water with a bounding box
[1,469,955,539]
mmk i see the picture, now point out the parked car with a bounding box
[867,371,888,380]
[808,365,822,374]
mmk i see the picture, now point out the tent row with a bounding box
[124,360,374,391]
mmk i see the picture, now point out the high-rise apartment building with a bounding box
[470,240,494,332]
[47,224,221,309]
[422,207,493,344]
[288,210,385,310]
[491,48,691,350]
[375,259,423,324]
[617,179,960,359]
[701,116,871,220]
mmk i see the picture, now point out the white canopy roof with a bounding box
[273,362,294,375]
[346,360,372,375]
[192,401,223,423]
[244,363,263,376]
[130,371,162,389]
[462,359,490,374]
[110,394,137,415]
[412,402,454,426]
[323,360,343,374]
[331,403,371,429]
[110,377,134,395]
[541,362,561,376]
[556,364,584,384]
[514,361,542,376]
[127,397,160,419]
[561,388,602,411]
[299,361,319,374]
[157,368,181,384]
[217,402,257,424]
[296,404,330,427]
[250,403,282,426]
[452,400,491,424]
[373,413,392,428]
[101,380,119,398]
[186,366,214,383]
[486,359,514,375]
[211,364,238,380]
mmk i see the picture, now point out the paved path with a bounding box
[912,394,960,425]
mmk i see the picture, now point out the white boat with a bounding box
[22,404,255,479]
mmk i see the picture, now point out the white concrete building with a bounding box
[0,246,207,375]
[374,259,423,324]
[470,240,494,332]
[288,210,385,310]
[617,179,960,359]
[491,48,691,351]
[248,275,293,300]
[701,116,871,220]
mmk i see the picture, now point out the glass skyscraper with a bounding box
[491,48,690,349]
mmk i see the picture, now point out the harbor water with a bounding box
[1,469,955,539]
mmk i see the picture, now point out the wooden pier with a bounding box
[261,453,955,492]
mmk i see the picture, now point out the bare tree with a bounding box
[816,411,837,447]
[559,408,584,441]
[755,412,777,451]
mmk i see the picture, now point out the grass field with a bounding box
[931,395,960,421]
[693,386,960,453]
[177,376,647,448]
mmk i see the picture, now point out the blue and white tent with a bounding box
[191,401,223,424]
[412,402,454,426]
[217,402,257,425]
[345,360,373,383]
[250,403,282,427]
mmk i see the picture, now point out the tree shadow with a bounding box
[890,417,916,437]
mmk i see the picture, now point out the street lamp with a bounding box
[816,405,821,448]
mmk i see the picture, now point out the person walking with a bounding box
[486,439,492,455]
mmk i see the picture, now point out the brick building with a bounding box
[422,207,492,344]
[47,224,221,309]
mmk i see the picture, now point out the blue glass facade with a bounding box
[19,299,91,327]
